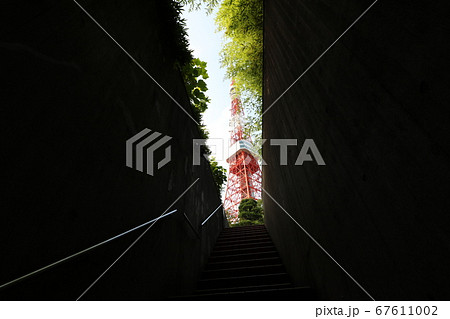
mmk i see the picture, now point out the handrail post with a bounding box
[182,212,201,239]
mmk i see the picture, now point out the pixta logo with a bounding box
[126,128,172,176]
[269,139,326,165]
[192,138,326,166]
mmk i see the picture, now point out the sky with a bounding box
[181,7,231,175]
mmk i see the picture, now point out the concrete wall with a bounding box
[0,1,223,300]
[263,0,450,300]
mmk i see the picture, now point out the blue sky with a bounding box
[181,8,231,174]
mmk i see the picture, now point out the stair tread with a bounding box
[196,286,311,297]
[217,234,271,241]
[216,240,273,246]
[200,272,289,283]
[222,227,267,234]
[221,228,267,233]
[216,235,271,242]
[214,241,274,250]
[207,256,281,268]
[219,231,269,235]
[180,226,315,300]
[204,263,283,274]
[211,245,275,254]
[209,250,279,260]
[220,229,268,233]
[195,282,293,294]
[218,232,269,238]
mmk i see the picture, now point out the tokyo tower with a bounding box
[223,82,262,223]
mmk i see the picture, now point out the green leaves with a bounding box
[235,198,264,226]
[182,57,211,116]
[210,157,227,196]
[178,0,221,14]
[197,79,207,91]
[159,1,193,67]
[215,0,263,143]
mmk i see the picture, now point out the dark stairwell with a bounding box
[177,225,315,300]
[0,0,223,300]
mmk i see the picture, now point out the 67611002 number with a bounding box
[375,306,437,316]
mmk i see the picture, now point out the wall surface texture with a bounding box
[263,0,450,300]
[0,0,223,300]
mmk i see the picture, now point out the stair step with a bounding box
[186,286,315,301]
[221,227,267,235]
[198,272,291,290]
[217,234,269,242]
[220,228,268,236]
[195,282,293,295]
[175,225,315,301]
[218,233,269,240]
[210,245,276,257]
[220,228,268,235]
[214,240,274,251]
[224,225,266,231]
[206,256,282,270]
[208,250,279,263]
[215,234,271,245]
[202,264,285,279]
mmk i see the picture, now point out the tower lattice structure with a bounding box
[223,82,262,223]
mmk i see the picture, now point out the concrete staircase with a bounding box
[183,225,315,300]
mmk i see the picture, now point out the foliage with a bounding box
[215,0,263,145]
[166,1,226,195]
[234,198,264,226]
[209,157,227,196]
[215,0,263,102]
[178,0,221,14]
[157,1,193,67]
[166,2,210,140]
[181,57,211,142]
[175,0,263,143]
[181,58,210,118]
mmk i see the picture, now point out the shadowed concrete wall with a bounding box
[0,0,223,300]
[263,0,450,300]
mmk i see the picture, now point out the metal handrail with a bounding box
[201,203,223,226]
[0,209,178,290]
[2,202,226,291]
[182,203,225,239]
[182,213,201,239]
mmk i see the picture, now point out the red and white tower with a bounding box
[223,82,262,223]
